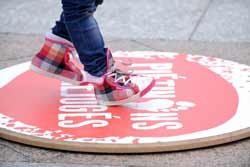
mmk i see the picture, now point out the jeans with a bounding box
[52,0,106,77]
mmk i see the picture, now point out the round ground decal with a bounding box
[0,51,250,153]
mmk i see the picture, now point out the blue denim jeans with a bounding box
[52,0,106,77]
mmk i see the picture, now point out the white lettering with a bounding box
[58,113,112,128]
[132,122,183,130]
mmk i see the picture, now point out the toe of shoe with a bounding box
[131,76,155,97]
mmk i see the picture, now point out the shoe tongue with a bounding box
[106,48,116,73]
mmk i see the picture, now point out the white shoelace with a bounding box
[68,49,134,86]
[107,71,132,86]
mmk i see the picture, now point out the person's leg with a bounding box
[52,0,104,42]
[51,13,71,42]
[62,0,107,77]
[31,0,155,105]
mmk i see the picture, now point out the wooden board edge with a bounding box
[1,127,250,153]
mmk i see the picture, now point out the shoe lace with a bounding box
[107,59,134,86]
[66,48,135,86]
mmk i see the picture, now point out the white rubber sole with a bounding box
[97,92,141,106]
[30,64,82,85]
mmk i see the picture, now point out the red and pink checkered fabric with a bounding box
[93,49,141,103]
[94,72,140,102]
[31,39,83,82]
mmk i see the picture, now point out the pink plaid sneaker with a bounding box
[94,49,155,106]
[30,33,83,85]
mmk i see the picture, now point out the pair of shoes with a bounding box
[30,33,155,106]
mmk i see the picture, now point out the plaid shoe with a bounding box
[94,49,155,106]
[30,33,84,85]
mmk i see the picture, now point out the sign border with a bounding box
[1,51,250,153]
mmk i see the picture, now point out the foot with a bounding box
[30,33,84,85]
[93,49,155,106]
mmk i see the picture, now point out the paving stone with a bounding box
[0,162,118,167]
[97,0,210,40]
[1,0,249,42]
[0,0,209,40]
[135,39,250,65]
[0,0,61,34]
[2,33,250,68]
[1,138,250,167]
[192,0,250,42]
[0,33,43,62]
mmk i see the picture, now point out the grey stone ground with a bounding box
[1,0,250,41]
[0,0,250,167]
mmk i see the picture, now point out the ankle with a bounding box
[83,71,105,85]
[45,32,74,48]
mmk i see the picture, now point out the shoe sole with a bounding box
[97,92,141,106]
[30,64,82,85]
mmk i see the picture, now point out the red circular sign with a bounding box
[1,52,250,152]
